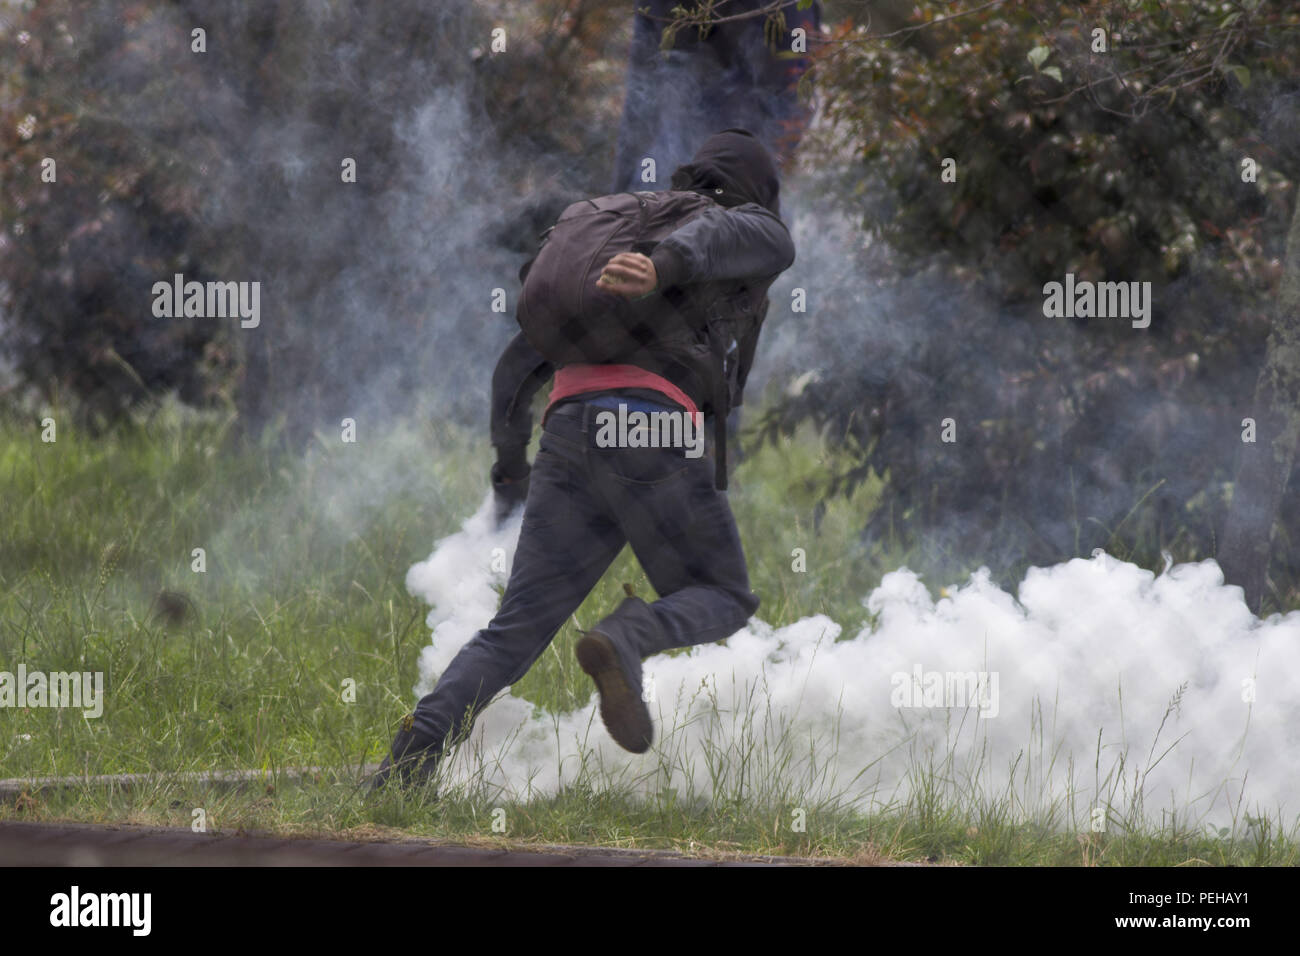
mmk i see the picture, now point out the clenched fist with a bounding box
[597,252,658,298]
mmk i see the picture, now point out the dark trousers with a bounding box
[409,398,760,752]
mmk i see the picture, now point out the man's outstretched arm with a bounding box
[489,331,553,523]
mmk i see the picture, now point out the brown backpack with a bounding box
[516,190,720,365]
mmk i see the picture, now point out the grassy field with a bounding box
[1,399,1296,865]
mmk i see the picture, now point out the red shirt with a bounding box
[545,364,700,420]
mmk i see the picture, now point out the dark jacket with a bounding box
[493,130,794,486]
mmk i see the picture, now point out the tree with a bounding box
[751,0,1300,592]
[1219,191,1300,611]
[1,0,627,435]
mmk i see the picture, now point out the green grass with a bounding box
[0,398,1296,865]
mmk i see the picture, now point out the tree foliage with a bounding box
[1,0,626,432]
[762,0,1300,593]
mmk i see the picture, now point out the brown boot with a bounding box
[575,600,654,753]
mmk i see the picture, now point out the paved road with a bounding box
[0,821,829,867]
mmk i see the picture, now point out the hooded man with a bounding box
[373,129,795,790]
[490,126,791,518]
[488,4,817,525]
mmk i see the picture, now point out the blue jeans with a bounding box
[409,397,760,752]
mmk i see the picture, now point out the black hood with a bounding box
[669,128,782,216]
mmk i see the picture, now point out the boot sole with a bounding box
[575,632,653,754]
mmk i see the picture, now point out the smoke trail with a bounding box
[406,495,1299,831]
[406,495,522,684]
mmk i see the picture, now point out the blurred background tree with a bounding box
[4,0,1300,609]
[754,0,1300,607]
[1,0,626,433]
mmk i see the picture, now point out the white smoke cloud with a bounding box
[406,494,523,686]
[405,494,1300,833]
